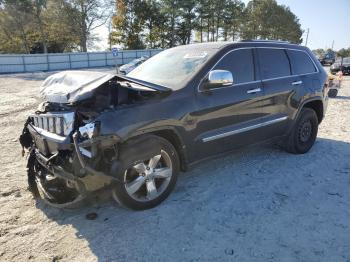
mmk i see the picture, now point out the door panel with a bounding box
[188,48,267,161]
[259,76,303,137]
[256,48,297,138]
[192,81,266,160]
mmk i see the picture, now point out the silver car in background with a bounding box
[119,56,148,75]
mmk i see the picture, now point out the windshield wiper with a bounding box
[116,74,171,92]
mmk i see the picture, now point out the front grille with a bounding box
[30,112,75,136]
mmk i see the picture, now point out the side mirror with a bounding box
[202,70,234,90]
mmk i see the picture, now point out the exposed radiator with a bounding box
[30,112,75,136]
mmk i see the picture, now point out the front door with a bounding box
[190,48,267,161]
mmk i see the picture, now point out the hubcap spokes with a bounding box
[124,150,173,201]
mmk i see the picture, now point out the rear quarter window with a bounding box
[287,50,317,75]
[257,48,291,79]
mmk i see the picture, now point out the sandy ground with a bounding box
[0,69,350,262]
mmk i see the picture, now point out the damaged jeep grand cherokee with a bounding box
[20,41,328,210]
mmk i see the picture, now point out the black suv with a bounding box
[20,40,328,210]
[330,57,350,75]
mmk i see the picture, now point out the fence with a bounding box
[0,49,163,74]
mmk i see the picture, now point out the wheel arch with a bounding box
[301,99,324,124]
[123,127,189,172]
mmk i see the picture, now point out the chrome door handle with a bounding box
[292,80,303,86]
[247,88,262,94]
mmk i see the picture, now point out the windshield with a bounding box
[127,48,214,90]
[343,57,350,63]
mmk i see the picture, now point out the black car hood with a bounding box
[40,71,170,103]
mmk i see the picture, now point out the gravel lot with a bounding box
[0,69,350,262]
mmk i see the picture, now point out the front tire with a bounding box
[284,108,318,154]
[35,174,87,208]
[112,135,179,210]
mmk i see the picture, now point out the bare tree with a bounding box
[66,0,112,52]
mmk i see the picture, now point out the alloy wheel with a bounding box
[123,150,173,202]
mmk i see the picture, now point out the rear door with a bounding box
[286,49,319,96]
[191,48,267,160]
[256,48,301,138]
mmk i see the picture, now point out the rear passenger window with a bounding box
[214,49,254,84]
[257,49,290,79]
[287,50,316,74]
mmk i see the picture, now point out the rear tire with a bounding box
[284,108,318,154]
[112,135,179,210]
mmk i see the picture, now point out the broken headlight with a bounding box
[79,122,100,139]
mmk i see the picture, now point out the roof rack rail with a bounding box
[240,39,291,44]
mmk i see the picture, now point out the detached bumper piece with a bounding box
[31,149,88,208]
[21,115,122,208]
[72,132,118,180]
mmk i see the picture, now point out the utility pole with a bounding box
[108,17,112,51]
[305,28,309,47]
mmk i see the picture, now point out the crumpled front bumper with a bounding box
[27,124,72,156]
[27,122,121,182]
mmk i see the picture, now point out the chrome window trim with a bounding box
[197,46,319,93]
[284,48,319,75]
[197,47,256,93]
[202,116,288,143]
[199,80,261,92]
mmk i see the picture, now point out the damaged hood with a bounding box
[40,71,115,103]
[40,70,171,104]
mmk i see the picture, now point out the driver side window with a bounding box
[214,49,255,84]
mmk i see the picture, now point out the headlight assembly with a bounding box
[79,122,100,139]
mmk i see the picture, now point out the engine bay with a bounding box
[77,78,162,111]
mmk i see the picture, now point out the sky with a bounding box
[94,0,350,51]
[244,0,350,50]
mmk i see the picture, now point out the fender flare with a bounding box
[294,96,324,122]
[121,126,189,171]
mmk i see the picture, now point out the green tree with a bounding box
[111,0,303,49]
[221,0,245,41]
[111,0,146,49]
[0,0,81,54]
[32,0,49,53]
[194,0,213,42]
[312,48,326,58]
[0,0,34,53]
[337,48,350,58]
[159,0,179,47]
[194,0,245,43]
[242,0,303,43]
[44,0,81,52]
[177,0,197,44]
[139,0,166,48]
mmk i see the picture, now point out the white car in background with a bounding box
[119,56,148,75]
